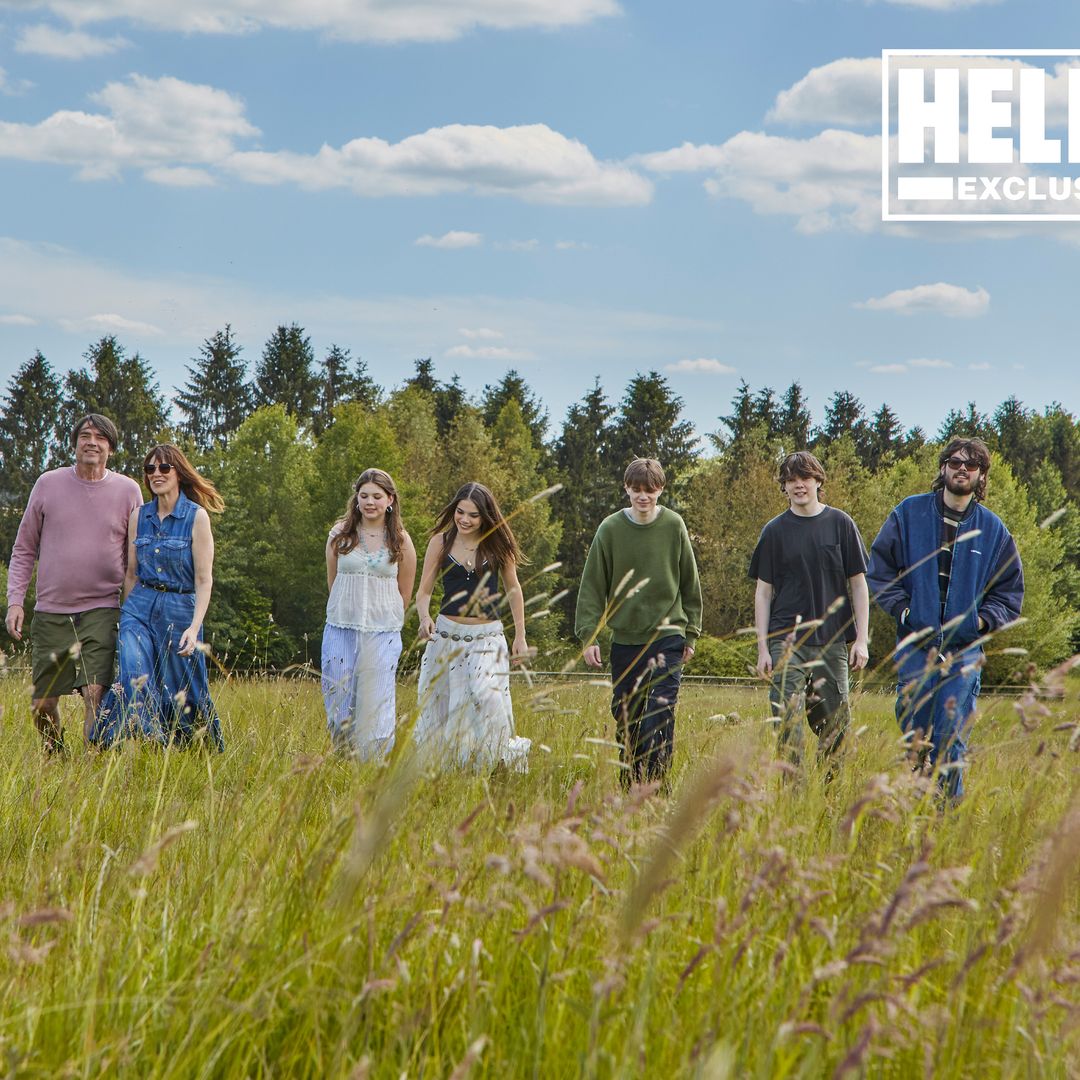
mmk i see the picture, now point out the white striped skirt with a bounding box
[321,625,402,760]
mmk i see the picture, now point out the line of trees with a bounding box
[1,327,1077,682]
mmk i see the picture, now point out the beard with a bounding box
[944,473,976,497]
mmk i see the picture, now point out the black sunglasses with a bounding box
[944,456,979,471]
[144,462,175,475]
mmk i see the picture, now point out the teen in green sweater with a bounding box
[575,458,702,788]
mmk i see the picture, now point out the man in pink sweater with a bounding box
[5,414,142,751]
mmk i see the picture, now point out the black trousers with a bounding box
[609,635,685,787]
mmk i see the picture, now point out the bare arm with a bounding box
[121,507,139,601]
[754,578,774,676]
[848,573,870,670]
[326,530,340,593]
[415,535,443,640]
[178,509,214,656]
[397,531,418,611]
[501,559,529,660]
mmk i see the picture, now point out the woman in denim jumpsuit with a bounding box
[106,444,225,749]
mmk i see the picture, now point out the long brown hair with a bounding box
[430,481,526,572]
[333,468,405,563]
[143,444,224,513]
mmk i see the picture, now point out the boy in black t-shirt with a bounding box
[749,452,870,767]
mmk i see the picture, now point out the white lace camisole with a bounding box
[325,533,405,632]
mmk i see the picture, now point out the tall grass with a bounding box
[0,667,1077,1077]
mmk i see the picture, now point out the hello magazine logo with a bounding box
[883,50,1080,221]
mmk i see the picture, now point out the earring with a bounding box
[386,504,393,513]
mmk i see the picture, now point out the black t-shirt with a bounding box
[748,506,869,645]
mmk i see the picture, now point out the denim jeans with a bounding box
[894,641,982,800]
[95,583,223,750]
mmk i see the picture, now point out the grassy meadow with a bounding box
[0,663,1078,1078]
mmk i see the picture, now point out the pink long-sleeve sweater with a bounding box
[6,467,143,613]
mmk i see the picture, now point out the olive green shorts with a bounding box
[30,608,119,699]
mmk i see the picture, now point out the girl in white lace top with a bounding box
[322,468,416,758]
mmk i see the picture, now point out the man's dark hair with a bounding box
[70,413,119,452]
[778,451,826,489]
[932,437,991,502]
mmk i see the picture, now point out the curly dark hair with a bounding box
[932,437,991,502]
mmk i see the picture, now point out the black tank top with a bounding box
[439,554,501,619]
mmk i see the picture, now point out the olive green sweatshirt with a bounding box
[575,507,702,646]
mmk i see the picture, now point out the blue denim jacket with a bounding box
[867,492,1023,650]
[135,491,197,592]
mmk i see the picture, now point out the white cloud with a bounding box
[968,362,993,370]
[60,312,164,336]
[415,231,483,249]
[0,66,34,96]
[555,239,591,250]
[0,236,729,402]
[228,123,652,206]
[458,326,503,339]
[641,129,881,233]
[0,77,649,206]
[0,313,37,326]
[665,358,736,375]
[497,238,539,251]
[856,283,990,318]
[0,0,620,43]
[767,58,880,128]
[16,23,130,58]
[866,358,956,374]
[0,74,258,180]
[879,0,998,8]
[143,165,216,187]
[445,344,532,360]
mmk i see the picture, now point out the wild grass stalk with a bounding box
[0,671,1076,1076]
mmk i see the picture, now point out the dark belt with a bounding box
[140,581,193,595]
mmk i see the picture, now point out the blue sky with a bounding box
[0,0,1078,444]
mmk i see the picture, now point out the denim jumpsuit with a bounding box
[101,492,223,749]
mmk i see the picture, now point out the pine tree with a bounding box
[608,371,698,505]
[866,403,903,471]
[778,381,812,450]
[60,336,169,474]
[405,358,439,394]
[936,401,993,444]
[903,425,927,455]
[254,324,319,422]
[752,386,780,438]
[816,390,868,452]
[0,351,63,557]
[175,325,252,450]
[1039,403,1080,503]
[553,379,617,610]
[401,359,467,436]
[991,396,1039,483]
[481,370,548,448]
[434,374,468,436]
[313,345,382,435]
[712,379,757,449]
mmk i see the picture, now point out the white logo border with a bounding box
[882,48,1080,223]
